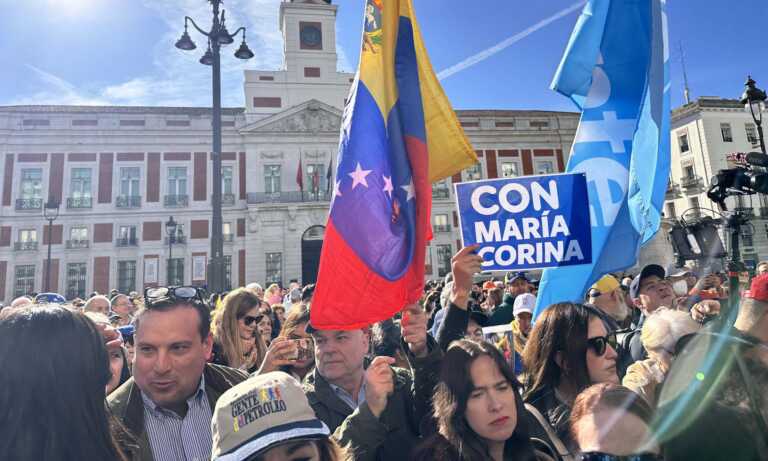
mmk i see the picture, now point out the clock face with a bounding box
[300,24,322,49]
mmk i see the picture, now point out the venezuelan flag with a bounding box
[310,0,476,329]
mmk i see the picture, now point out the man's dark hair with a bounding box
[134,299,211,340]
[302,284,316,303]
[371,319,402,359]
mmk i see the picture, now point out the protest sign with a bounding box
[454,173,591,272]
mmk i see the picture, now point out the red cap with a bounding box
[748,274,768,302]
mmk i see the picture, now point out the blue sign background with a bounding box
[454,173,592,272]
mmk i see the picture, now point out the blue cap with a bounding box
[34,292,66,304]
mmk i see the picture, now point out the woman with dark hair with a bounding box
[522,302,619,453]
[413,340,554,461]
[277,303,315,381]
[0,304,127,460]
[210,287,268,373]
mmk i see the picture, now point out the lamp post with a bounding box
[43,199,60,292]
[740,76,767,155]
[175,1,254,293]
[166,216,178,285]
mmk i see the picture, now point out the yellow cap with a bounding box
[589,275,620,297]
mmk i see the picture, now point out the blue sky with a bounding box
[1,0,766,112]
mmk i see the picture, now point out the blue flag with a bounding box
[535,0,670,317]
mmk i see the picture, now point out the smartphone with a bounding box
[285,338,313,361]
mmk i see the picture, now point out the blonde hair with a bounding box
[641,308,700,359]
[212,288,267,370]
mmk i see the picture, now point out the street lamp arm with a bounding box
[185,16,211,38]
[227,26,247,40]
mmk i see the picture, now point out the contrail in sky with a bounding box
[437,1,587,81]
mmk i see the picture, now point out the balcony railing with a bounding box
[680,175,702,189]
[164,235,187,245]
[223,233,234,242]
[66,239,90,249]
[735,207,755,217]
[433,225,452,233]
[164,194,189,208]
[14,241,38,251]
[116,195,141,208]
[432,188,450,199]
[222,193,236,206]
[116,237,138,247]
[247,191,331,204]
[67,197,93,209]
[15,198,42,211]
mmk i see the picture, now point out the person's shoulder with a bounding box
[205,362,248,388]
[411,433,459,461]
[107,377,136,413]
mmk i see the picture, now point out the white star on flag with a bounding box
[334,180,342,197]
[401,179,415,201]
[382,175,394,198]
[348,162,372,190]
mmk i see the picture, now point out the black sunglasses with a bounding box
[242,315,260,326]
[587,332,618,356]
[144,286,205,307]
[580,453,662,461]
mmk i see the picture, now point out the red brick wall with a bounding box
[94,223,113,243]
[237,218,245,237]
[2,154,13,206]
[67,153,97,162]
[194,152,207,201]
[556,149,565,172]
[485,150,498,178]
[0,227,10,247]
[0,261,6,301]
[143,222,162,241]
[117,152,144,162]
[42,259,59,292]
[49,154,65,204]
[18,153,47,163]
[93,257,110,294]
[521,149,533,175]
[147,153,160,203]
[253,97,281,108]
[238,249,246,287]
[98,153,114,204]
[238,152,246,200]
[42,224,63,245]
[190,220,209,239]
[163,152,190,161]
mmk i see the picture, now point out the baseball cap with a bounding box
[211,372,330,461]
[34,292,66,304]
[747,274,768,302]
[482,280,496,291]
[629,264,666,299]
[505,272,530,284]
[513,293,536,317]
[588,275,620,298]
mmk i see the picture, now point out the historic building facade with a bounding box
[666,96,768,270]
[0,0,582,301]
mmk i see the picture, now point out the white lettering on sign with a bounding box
[470,180,560,216]
[478,240,584,268]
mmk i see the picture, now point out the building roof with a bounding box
[0,105,246,116]
[671,97,743,121]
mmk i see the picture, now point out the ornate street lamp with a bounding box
[43,199,60,292]
[740,76,767,154]
[166,216,178,285]
[174,1,253,293]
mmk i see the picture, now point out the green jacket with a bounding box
[107,363,248,461]
[303,338,442,461]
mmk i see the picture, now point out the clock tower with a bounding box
[243,0,353,116]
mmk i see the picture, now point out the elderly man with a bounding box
[110,294,134,326]
[108,287,247,461]
[84,295,111,316]
[304,303,440,461]
[587,275,630,328]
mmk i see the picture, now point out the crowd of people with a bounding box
[1,249,767,461]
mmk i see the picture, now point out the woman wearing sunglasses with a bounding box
[522,302,619,455]
[211,287,268,373]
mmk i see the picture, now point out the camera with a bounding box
[706,152,768,209]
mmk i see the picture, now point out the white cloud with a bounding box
[12,0,287,107]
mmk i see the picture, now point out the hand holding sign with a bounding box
[450,245,483,309]
[454,173,592,272]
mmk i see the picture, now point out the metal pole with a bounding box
[757,121,766,155]
[168,236,173,285]
[45,217,53,292]
[209,0,224,293]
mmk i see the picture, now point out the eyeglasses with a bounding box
[242,315,260,326]
[144,286,205,307]
[587,332,618,356]
[580,452,663,461]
